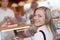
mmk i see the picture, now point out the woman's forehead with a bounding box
[35,9,45,15]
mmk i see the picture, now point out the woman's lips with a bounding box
[34,20,41,23]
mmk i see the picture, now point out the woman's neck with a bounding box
[1,7,7,11]
[35,25,46,32]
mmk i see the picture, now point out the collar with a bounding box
[37,25,46,32]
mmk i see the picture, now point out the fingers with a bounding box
[3,16,10,22]
[5,16,10,19]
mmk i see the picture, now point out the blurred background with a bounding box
[0,0,60,40]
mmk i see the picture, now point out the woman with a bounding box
[32,7,56,40]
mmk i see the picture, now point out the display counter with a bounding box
[0,24,32,32]
[0,24,60,40]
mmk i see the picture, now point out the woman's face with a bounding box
[1,0,8,8]
[33,9,46,26]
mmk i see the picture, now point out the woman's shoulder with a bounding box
[34,32,43,36]
[37,25,47,32]
[34,32,44,40]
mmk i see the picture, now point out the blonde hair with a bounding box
[33,7,56,40]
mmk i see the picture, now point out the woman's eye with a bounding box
[34,14,36,16]
[38,15,42,17]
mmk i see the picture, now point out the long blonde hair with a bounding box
[32,7,56,40]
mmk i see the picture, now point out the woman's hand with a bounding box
[3,16,11,23]
[0,16,10,27]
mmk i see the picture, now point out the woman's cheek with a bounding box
[39,18,45,25]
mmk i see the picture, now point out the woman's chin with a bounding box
[34,24,40,27]
[34,23,44,27]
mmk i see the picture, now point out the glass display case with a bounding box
[54,21,60,36]
[0,24,35,40]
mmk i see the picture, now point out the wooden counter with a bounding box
[56,36,60,40]
[0,24,60,40]
[0,24,32,32]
